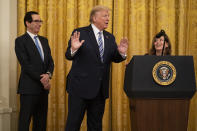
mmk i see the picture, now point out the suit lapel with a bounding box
[103,31,110,62]
[25,33,44,63]
[87,25,101,60]
[38,36,46,63]
[87,25,112,63]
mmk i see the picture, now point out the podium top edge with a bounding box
[132,55,193,57]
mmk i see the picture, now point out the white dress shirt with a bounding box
[27,31,44,60]
[91,24,105,52]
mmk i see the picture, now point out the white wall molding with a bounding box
[0,0,18,130]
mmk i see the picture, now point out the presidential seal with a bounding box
[152,61,176,85]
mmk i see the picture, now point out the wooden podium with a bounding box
[124,56,196,131]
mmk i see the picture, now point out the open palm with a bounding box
[71,31,85,51]
[118,38,128,54]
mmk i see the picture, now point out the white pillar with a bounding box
[0,0,18,130]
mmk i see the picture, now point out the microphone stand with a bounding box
[161,39,165,56]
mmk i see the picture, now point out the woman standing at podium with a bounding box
[148,30,172,56]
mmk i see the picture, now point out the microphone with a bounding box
[160,30,166,56]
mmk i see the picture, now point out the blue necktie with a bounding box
[98,32,104,62]
[34,36,44,61]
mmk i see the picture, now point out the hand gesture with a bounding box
[118,38,128,55]
[71,31,85,52]
[43,82,51,90]
[40,74,51,90]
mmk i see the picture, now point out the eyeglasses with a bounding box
[31,20,43,23]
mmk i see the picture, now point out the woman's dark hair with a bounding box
[149,30,172,55]
[24,11,39,27]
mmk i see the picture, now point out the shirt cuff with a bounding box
[71,48,78,57]
[46,72,52,79]
[120,53,127,59]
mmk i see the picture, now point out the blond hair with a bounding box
[89,5,110,23]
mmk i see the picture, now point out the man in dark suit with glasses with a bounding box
[15,11,54,131]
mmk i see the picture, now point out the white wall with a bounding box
[0,0,18,130]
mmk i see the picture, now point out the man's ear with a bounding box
[92,16,96,22]
[26,21,30,27]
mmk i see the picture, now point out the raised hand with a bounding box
[118,38,128,55]
[71,31,85,52]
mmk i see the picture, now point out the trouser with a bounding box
[65,90,106,131]
[18,93,48,131]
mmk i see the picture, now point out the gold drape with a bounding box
[17,0,197,130]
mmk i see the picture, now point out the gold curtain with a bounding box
[17,0,197,130]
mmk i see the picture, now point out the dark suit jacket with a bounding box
[65,25,125,99]
[15,33,54,94]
